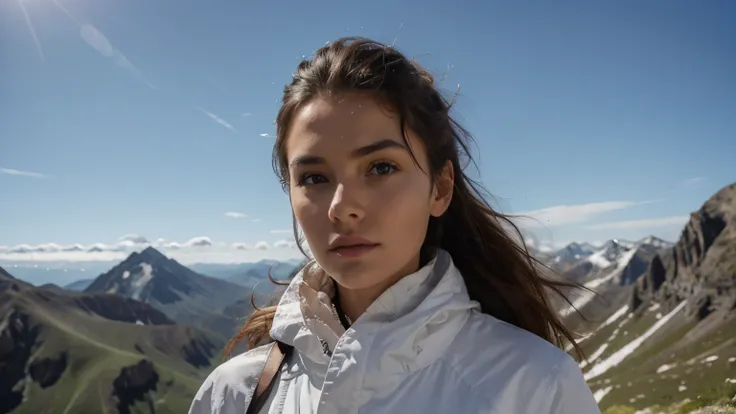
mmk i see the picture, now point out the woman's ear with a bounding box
[430,160,454,218]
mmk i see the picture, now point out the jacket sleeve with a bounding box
[547,356,601,414]
[188,367,219,414]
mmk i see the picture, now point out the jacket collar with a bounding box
[270,250,478,371]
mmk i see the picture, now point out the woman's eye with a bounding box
[298,173,328,186]
[369,162,398,176]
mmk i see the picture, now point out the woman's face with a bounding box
[285,93,452,292]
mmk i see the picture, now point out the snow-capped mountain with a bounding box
[544,236,673,270]
[84,246,248,328]
[552,242,597,265]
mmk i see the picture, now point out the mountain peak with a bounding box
[138,246,168,262]
[638,235,674,249]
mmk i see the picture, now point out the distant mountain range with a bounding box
[0,265,221,414]
[559,182,736,412]
[1,257,303,289]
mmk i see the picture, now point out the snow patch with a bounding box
[580,344,608,369]
[647,302,661,312]
[584,301,687,380]
[122,270,130,279]
[135,320,144,325]
[131,262,154,301]
[657,363,676,374]
[601,305,629,329]
[593,386,613,403]
[587,251,612,268]
[701,355,719,363]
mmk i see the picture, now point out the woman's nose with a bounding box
[327,182,365,225]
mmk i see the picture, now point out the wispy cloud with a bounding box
[270,229,291,234]
[584,215,690,231]
[0,167,49,179]
[259,133,270,137]
[241,112,253,117]
[252,218,262,223]
[79,24,155,89]
[682,176,704,186]
[15,0,45,62]
[514,201,649,228]
[197,107,238,134]
[224,211,247,218]
[49,0,156,91]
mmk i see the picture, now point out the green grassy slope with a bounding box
[1,270,224,414]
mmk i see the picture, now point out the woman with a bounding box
[189,37,599,414]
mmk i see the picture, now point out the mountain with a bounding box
[0,265,222,414]
[84,247,250,337]
[226,260,301,287]
[63,277,94,291]
[562,183,736,413]
[189,259,303,285]
[552,242,597,266]
[632,182,736,320]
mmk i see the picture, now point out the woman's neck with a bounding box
[334,254,422,323]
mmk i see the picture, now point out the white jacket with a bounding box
[189,250,600,414]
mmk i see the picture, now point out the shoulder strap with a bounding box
[246,341,291,414]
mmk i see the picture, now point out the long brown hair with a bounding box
[225,37,584,359]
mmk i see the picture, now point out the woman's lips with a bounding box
[329,243,379,258]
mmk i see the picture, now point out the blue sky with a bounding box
[1,0,734,264]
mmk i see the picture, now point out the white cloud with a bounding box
[87,243,113,253]
[0,236,306,264]
[274,240,297,249]
[62,244,85,252]
[259,133,270,137]
[184,236,213,247]
[224,211,247,218]
[270,229,291,234]
[252,218,262,223]
[0,167,49,179]
[682,177,704,186]
[514,201,648,228]
[197,107,238,134]
[584,215,690,231]
[232,242,249,250]
[119,234,149,244]
[164,242,182,250]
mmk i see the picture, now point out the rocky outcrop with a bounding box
[632,183,736,318]
[29,352,67,388]
[0,310,40,414]
[111,359,159,414]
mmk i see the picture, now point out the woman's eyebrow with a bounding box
[289,139,407,168]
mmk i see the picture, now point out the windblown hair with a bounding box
[224,37,584,359]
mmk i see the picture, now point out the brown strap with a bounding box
[246,342,289,414]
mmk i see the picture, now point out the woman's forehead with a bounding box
[285,95,405,158]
